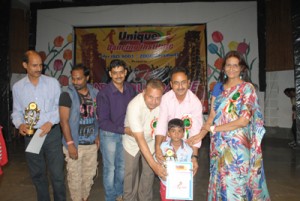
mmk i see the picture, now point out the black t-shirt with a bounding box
[59,92,72,108]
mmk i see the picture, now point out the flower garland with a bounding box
[150,117,158,139]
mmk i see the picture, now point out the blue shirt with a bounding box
[96,81,135,134]
[11,75,61,128]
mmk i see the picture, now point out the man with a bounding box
[96,59,135,201]
[123,79,167,201]
[155,67,203,175]
[59,64,99,201]
[11,50,66,201]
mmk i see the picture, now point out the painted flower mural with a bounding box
[39,34,73,87]
[208,31,257,93]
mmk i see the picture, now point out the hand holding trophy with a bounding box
[24,102,40,136]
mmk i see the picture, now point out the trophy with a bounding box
[24,102,40,135]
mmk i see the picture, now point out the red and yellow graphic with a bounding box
[74,25,208,113]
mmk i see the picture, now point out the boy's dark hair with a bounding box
[284,88,292,94]
[284,88,289,94]
[108,59,127,71]
[168,118,185,131]
[284,87,296,96]
[71,64,90,77]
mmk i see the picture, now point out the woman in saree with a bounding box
[187,51,270,201]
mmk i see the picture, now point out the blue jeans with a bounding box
[25,125,66,201]
[100,130,124,201]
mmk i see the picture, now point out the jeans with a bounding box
[100,130,124,201]
[25,124,66,201]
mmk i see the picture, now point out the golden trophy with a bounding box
[24,102,40,136]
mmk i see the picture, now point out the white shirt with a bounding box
[123,93,159,157]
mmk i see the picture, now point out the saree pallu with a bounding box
[207,82,270,201]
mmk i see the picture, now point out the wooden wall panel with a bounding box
[9,8,29,74]
[266,0,293,71]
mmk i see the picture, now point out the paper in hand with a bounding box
[25,129,47,154]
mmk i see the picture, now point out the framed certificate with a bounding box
[166,161,193,200]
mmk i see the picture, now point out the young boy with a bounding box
[159,118,193,201]
[284,88,297,148]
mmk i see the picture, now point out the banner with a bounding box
[74,24,208,113]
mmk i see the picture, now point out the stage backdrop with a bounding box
[74,25,208,112]
[34,2,261,117]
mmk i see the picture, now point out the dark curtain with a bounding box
[0,0,11,142]
[291,0,300,143]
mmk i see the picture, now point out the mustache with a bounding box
[73,84,85,89]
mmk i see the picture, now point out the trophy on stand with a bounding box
[24,102,40,136]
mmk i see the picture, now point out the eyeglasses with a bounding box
[172,80,188,86]
[225,64,240,69]
[110,70,126,76]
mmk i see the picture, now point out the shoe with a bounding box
[289,142,299,149]
[288,141,297,147]
[116,196,123,201]
[292,145,300,150]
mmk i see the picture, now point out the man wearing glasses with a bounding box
[155,67,203,176]
[59,64,99,201]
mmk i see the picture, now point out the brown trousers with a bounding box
[123,149,154,201]
[63,144,98,201]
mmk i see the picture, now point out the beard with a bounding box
[74,84,85,90]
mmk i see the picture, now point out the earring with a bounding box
[240,72,244,80]
[224,74,227,79]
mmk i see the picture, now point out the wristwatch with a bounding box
[210,125,216,134]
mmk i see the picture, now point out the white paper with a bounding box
[25,129,47,154]
[166,161,193,200]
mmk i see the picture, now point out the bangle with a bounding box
[191,155,199,160]
[67,140,74,145]
[210,125,216,134]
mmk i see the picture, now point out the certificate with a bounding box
[25,129,47,154]
[166,161,193,200]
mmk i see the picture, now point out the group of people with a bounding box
[11,50,271,201]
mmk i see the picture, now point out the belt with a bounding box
[79,141,96,145]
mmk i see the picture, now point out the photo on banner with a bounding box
[74,24,208,113]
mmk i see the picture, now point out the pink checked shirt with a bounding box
[155,89,203,148]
